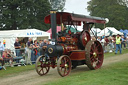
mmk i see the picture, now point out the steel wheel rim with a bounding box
[35,55,50,76]
[86,41,104,70]
[57,55,71,77]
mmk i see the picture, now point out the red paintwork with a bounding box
[81,31,91,47]
[61,44,78,55]
[44,12,106,25]
[69,51,86,60]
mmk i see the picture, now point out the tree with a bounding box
[49,0,66,11]
[0,0,51,30]
[87,0,128,30]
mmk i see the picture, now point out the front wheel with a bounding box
[35,55,50,76]
[57,55,72,77]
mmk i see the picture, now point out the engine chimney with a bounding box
[50,10,57,44]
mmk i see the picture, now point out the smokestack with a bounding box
[50,10,57,43]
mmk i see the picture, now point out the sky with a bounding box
[64,0,91,31]
[64,0,91,15]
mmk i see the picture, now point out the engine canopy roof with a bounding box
[44,12,106,26]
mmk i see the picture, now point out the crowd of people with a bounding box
[0,38,49,67]
[96,34,128,54]
[14,38,49,64]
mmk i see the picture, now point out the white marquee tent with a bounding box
[0,29,50,52]
[97,27,123,36]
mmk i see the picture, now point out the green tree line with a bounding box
[87,0,128,30]
[0,0,66,31]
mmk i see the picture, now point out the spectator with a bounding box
[42,39,48,55]
[121,35,126,49]
[0,41,4,57]
[26,38,33,64]
[2,49,13,67]
[39,40,43,46]
[126,36,128,49]
[112,36,116,50]
[14,38,21,57]
[115,34,122,54]
[39,40,44,55]
[104,37,109,52]
[101,37,105,52]
[108,36,113,52]
[31,40,39,64]
[0,56,3,66]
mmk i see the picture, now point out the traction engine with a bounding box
[35,11,106,77]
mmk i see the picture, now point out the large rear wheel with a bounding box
[35,55,50,76]
[57,55,71,77]
[85,40,104,70]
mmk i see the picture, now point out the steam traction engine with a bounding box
[35,11,106,77]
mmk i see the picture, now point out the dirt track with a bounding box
[0,53,128,85]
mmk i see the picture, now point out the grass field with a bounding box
[104,48,128,58]
[44,60,128,85]
[0,64,35,77]
[0,49,128,85]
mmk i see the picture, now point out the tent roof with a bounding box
[120,29,128,34]
[0,29,50,38]
[97,27,123,36]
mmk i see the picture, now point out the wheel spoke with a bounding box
[98,59,101,63]
[93,44,97,51]
[61,66,63,71]
[39,68,43,73]
[90,51,93,54]
[35,55,50,76]
[42,68,44,74]
[45,67,48,71]
[91,45,95,52]
[86,41,104,70]
[97,52,103,55]
[66,58,69,63]
[64,67,67,75]
[96,44,100,48]
[90,55,94,60]
[57,55,71,77]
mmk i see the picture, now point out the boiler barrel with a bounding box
[46,44,78,57]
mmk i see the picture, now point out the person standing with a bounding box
[121,35,126,49]
[14,38,21,57]
[39,40,43,55]
[0,41,4,57]
[104,37,109,53]
[32,40,39,64]
[101,37,105,53]
[42,39,48,55]
[26,38,33,64]
[126,36,128,49]
[115,34,122,54]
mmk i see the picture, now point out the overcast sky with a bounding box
[64,0,90,15]
[64,0,91,31]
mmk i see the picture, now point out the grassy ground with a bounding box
[104,48,128,58]
[44,60,128,85]
[0,49,128,78]
[0,65,35,77]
